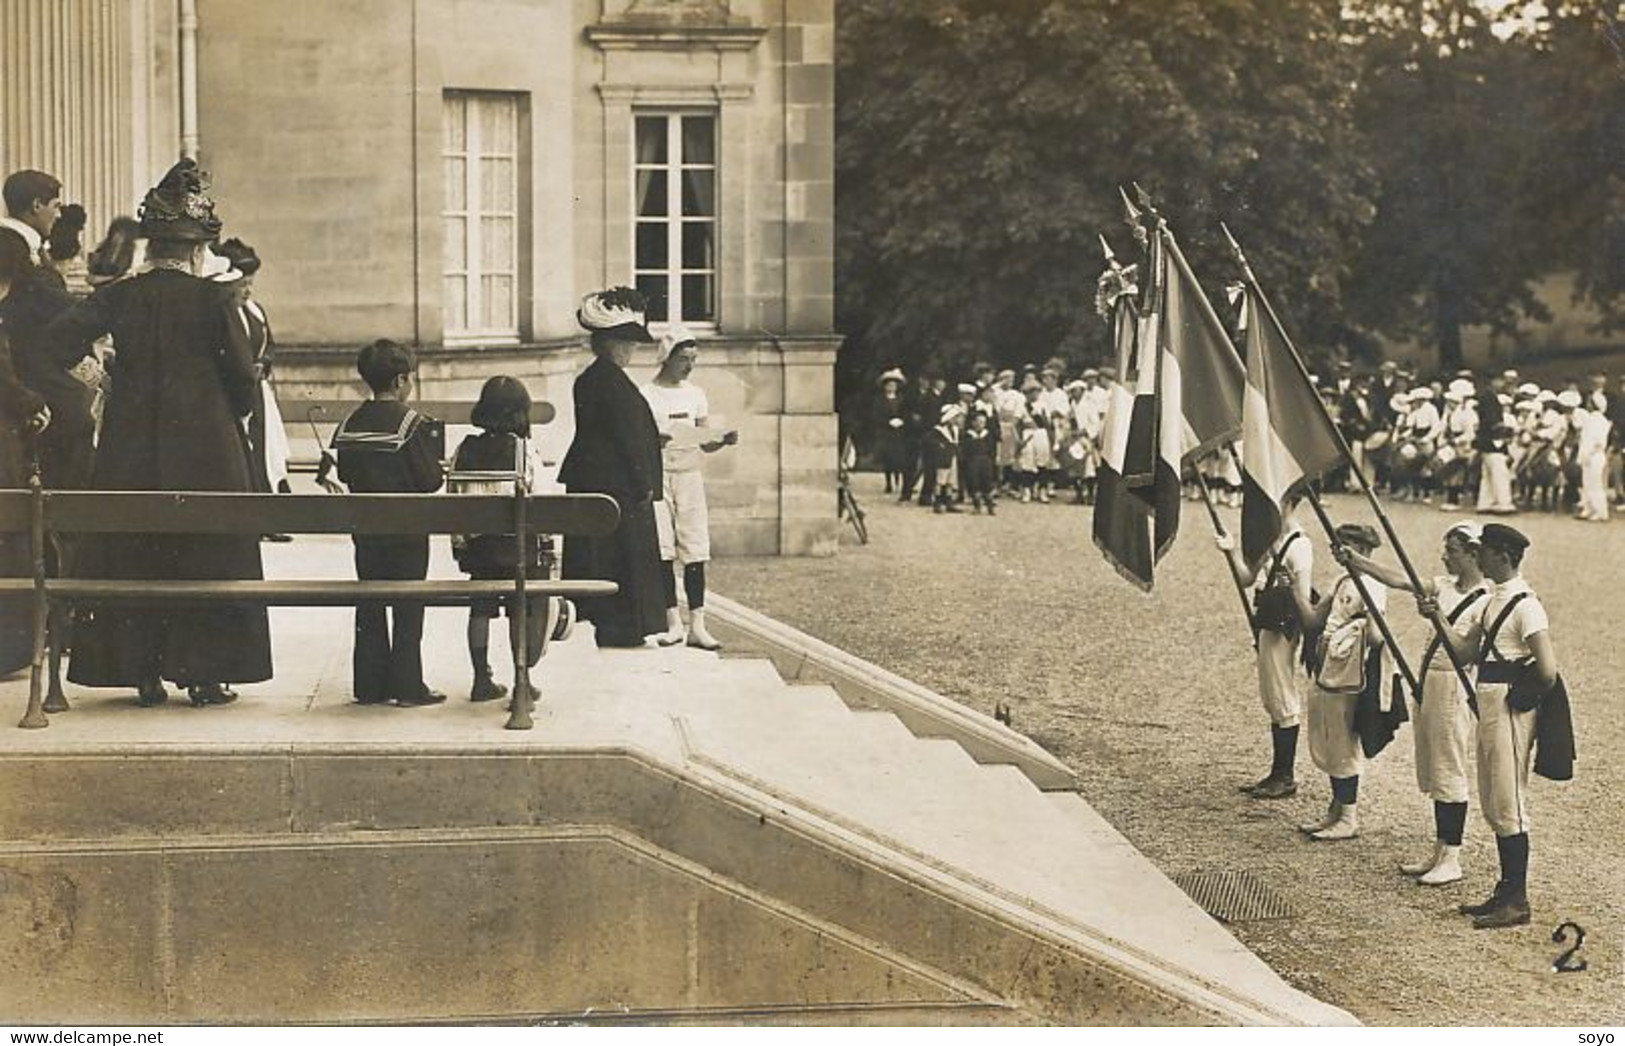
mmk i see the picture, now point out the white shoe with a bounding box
[1298,801,1340,835]
[1400,842,1444,877]
[686,607,722,652]
[1418,846,1463,885]
[1311,806,1359,841]
[656,608,685,647]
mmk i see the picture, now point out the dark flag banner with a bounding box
[1239,283,1346,572]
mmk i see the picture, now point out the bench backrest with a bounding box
[0,491,618,537]
[286,398,558,427]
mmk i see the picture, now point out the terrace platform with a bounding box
[0,537,1353,1026]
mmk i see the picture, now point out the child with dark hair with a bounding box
[319,339,447,707]
[449,375,575,703]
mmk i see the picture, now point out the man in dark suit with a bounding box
[1,170,65,287]
[559,288,667,648]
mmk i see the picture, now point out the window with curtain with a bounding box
[634,113,717,326]
[444,92,521,342]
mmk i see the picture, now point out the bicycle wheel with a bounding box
[841,486,869,544]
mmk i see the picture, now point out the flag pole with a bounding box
[1192,462,1259,648]
[1220,223,1476,699]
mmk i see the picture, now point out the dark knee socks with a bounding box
[1331,775,1359,805]
[1270,724,1299,780]
[1435,801,1468,846]
[1496,832,1530,894]
[683,562,706,610]
[661,560,678,609]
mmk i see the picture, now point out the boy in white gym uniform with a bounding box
[641,326,738,650]
[1417,522,1560,929]
[1341,522,1488,883]
[1218,520,1313,800]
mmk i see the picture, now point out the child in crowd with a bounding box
[449,376,577,703]
[960,408,998,514]
[319,339,446,707]
[928,403,964,513]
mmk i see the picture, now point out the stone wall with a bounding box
[275,335,840,557]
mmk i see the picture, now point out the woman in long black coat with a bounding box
[559,288,667,648]
[43,160,271,706]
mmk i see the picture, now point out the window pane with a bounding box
[443,97,466,152]
[636,222,668,271]
[681,170,714,217]
[444,157,466,211]
[444,275,467,332]
[444,217,466,272]
[481,157,514,212]
[636,116,668,165]
[481,100,515,154]
[682,117,715,165]
[480,217,514,272]
[681,222,714,270]
[482,275,513,329]
[681,274,714,322]
[636,274,669,323]
[637,171,668,217]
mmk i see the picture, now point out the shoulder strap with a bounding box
[1267,531,1302,583]
[1446,587,1487,625]
[1419,587,1487,679]
[1480,591,1531,664]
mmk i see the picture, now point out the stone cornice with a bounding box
[585,23,767,52]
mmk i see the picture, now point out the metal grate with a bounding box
[1172,869,1296,923]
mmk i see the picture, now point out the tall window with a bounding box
[444,92,520,342]
[634,113,716,326]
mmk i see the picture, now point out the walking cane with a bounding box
[18,443,49,728]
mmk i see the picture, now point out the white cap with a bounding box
[1448,378,1475,399]
[656,323,698,365]
[1516,382,1540,397]
[1557,389,1583,409]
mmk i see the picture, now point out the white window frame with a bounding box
[443,91,521,345]
[632,110,719,332]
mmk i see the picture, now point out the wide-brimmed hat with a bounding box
[956,382,977,396]
[1447,378,1475,399]
[1516,382,1540,397]
[1556,389,1583,408]
[1409,386,1434,400]
[578,287,654,342]
[139,159,222,242]
[877,367,905,387]
[216,237,261,276]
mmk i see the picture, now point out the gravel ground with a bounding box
[710,473,1625,1026]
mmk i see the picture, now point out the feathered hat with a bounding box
[138,159,222,243]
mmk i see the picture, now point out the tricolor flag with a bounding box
[1239,284,1346,571]
[1092,289,1156,590]
[1149,229,1247,558]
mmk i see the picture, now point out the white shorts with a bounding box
[1414,667,1475,803]
[1476,683,1536,836]
[655,468,710,564]
[1257,631,1302,728]
[1308,686,1364,779]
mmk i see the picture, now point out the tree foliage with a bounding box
[835,0,1625,394]
[835,0,1373,389]
[1341,0,1625,370]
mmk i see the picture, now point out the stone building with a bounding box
[0,0,840,555]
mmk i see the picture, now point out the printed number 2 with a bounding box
[1552,921,1588,973]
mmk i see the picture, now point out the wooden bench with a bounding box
[278,397,559,475]
[0,480,619,732]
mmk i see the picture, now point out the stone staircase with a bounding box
[0,568,1353,1025]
